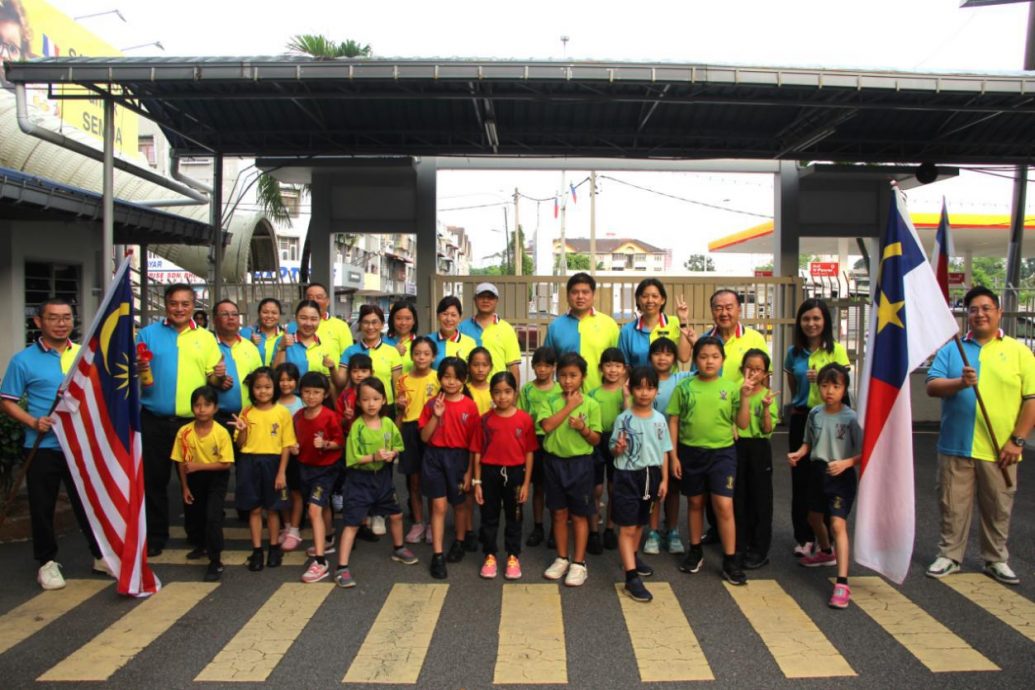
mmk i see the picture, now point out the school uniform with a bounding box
[609,409,671,527]
[341,339,404,405]
[469,384,493,415]
[518,381,562,487]
[539,395,602,516]
[294,406,345,508]
[418,396,481,505]
[666,376,740,498]
[343,418,406,526]
[733,389,779,559]
[172,422,234,563]
[235,404,297,511]
[804,406,861,518]
[475,410,538,556]
[397,371,440,476]
[589,386,624,486]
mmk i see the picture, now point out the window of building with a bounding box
[138,135,156,167]
[278,237,299,262]
[24,261,81,347]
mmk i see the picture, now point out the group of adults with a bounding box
[1,271,1031,590]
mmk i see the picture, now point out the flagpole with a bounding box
[952,336,1013,488]
[0,395,63,530]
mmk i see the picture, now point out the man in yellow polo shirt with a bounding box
[458,282,522,382]
[136,284,224,556]
[544,273,620,391]
[703,289,770,383]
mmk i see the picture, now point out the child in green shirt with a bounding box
[589,347,626,554]
[518,346,561,547]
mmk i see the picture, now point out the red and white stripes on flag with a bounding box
[931,198,954,303]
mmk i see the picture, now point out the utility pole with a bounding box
[559,169,568,276]
[513,187,522,275]
[589,171,597,276]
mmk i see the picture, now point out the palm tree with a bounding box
[256,35,372,280]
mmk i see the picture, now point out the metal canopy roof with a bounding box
[4,57,1035,164]
[0,167,217,245]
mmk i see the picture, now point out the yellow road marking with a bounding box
[343,583,448,684]
[494,584,566,685]
[849,576,999,673]
[38,582,217,681]
[196,582,332,682]
[148,549,308,566]
[725,580,855,678]
[0,580,110,655]
[615,582,713,681]
[940,574,1035,645]
[169,525,258,541]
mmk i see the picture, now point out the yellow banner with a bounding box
[5,0,139,156]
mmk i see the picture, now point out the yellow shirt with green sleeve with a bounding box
[541,395,602,457]
[739,388,780,439]
[589,385,625,432]
[666,375,740,448]
[519,381,562,435]
[346,417,405,472]
[171,422,235,464]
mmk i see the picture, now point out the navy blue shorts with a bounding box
[593,431,613,486]
[285,456,301,492]
[299,463,341,508]
[235,453,289,511]
[678,445,737,498]
[544,453,596,517]
[421,446,470,505]
[531,437,546,485]
[808,460,857,518]
[398,421,424,476]
[342,467,402,526]
[611,466,662,527]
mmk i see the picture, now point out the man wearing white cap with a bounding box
[459,282,522,382]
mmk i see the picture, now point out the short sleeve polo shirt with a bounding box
[427,330,477,370]
[928,331,1035,463]
[346,417,404,472]
[543,309,620,391]
[341,340,403,404]
[458,315,522,376]
[237,404,298,454]
[703,324,770,384]
[1,339,80,450]
[171,422,234,464]
[589,386,625,432]
[618,313,682,369]
[541,394,602,457]
[240,326,285,367]
[137,320,222,418]
[398,371,440,423]
[804,406,862,463]
[666,375,740,449]
[476,409,539,467]
[740,389,780,439]
[283,335,338,378]
[518,381,562,435]
[287,314,354,359]
[418,396,481,450]
[384,334,415,373]
[610,409,672,471]
[217,336,264,414]
[783,342,851,409]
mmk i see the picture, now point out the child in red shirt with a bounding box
[473,372,537,580]
[419,357,481,579]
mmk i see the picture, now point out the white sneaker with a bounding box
[38,561,66,590]
[371,515,387,536]
[564,562,588,587]
[925,556,960,579]
[543,557,570,580]
[983,561,1020,585]
[92,557,116,578]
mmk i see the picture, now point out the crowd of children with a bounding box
[169,305,861,609]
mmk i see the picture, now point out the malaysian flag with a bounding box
[854,187,958,584]
[51,259,160,597]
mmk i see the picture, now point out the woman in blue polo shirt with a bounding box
[241,298,286,366]
[783,298,850,557]
[618,278,694,369]
[274,300,340,391]
[342,304,404,407]
[426,296,476,369]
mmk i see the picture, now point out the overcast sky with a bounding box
[52,0,1035,271]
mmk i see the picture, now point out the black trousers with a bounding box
[27,448,101,564]
[733,438,773,557]
[479,465,525,557]
[184,470,229,562]
[141,409,190,550]
[788,410,814,545]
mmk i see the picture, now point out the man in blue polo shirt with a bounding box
[136,284,224,556]
[1,299,105,590]
[544,272,620,391]
[458,282,522,381]
[212,299,263,425]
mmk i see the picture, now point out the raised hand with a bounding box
[762,388,780,406]
[250,331,262,345]
[612,431,628,456]
[395,340,408,356]
[213,359,227,379]
[229,413,248,432]
[220,374,234,391]
[313,431,325,449]
[280,332,295,350]
[432,393,446,418]
[675,294,690,324]
[566,390,584,408]
[322,354,337,371]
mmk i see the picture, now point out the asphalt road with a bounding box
[1,430,1033,689]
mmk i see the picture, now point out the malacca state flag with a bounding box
[50,258,160,597]
[931,198,954,302]
[854,187,958,584]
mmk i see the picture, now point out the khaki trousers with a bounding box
[936,453,1018,564]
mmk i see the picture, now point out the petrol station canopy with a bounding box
[4,57,1035,164]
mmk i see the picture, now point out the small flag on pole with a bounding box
[51,258,160,597]
[854,187,958,584]
[932,198,955,303]
[570,183,578,204]
[553,196,559,218]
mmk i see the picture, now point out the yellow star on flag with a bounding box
[877,291,905,332]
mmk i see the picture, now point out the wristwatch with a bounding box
[1009,435,1026,449]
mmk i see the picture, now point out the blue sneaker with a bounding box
[666,529,685,555]
[643,530,661,555]
[624,576,653,602]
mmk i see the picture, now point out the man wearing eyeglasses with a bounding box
[1,299,106,590]
[212,299,263,427]
[925,286,1035,586]
[702,289,770,383]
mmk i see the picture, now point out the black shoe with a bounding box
[430,553,447,579]
[701,529,719,545]
[526,525,544,547]
[267,546,283,568]
[586,532,603,556]
[185,546,207,560]
[464,531,479,552]
[634,556,654,578]
[446,540,466,563]
[547,531,556,549]
[356,525,380,542]
[679,546,704,574]
[723,558,747,585]
[146,544,163,558]
[624,576,653,602]
[247,550,264,572]
[204,561,224,582]
[602,528,618,550]
[743,553,770,570]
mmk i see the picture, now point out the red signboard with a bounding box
[809,261,839,277]
[754,270,773,277]
[948,272,965,286]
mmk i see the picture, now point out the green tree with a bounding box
[683,254,715,272]
[564,253,592,271]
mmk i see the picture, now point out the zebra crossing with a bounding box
[2,566,1032,686]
